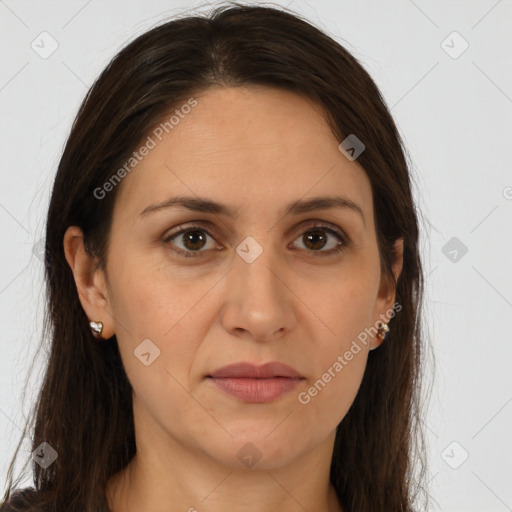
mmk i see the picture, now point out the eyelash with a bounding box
[162,222,349,259]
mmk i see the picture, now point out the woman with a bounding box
[1,3,429,511]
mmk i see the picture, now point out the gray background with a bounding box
[1,1,511,510]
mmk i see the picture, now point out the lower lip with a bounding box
[208,377,303,403]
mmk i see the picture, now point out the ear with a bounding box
[63,226,115,339]
[370,237,404,350]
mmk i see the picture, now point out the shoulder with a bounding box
[0,487,39,511]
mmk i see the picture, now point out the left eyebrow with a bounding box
[285,196,365,226]
[139,194,365,226]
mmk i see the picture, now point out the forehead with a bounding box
[112,85,373,225]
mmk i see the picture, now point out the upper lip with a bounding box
[208,362,304,379]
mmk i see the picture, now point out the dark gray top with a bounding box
[0,488,39,511]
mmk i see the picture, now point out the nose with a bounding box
[220,237,297,342]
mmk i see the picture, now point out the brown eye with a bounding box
[302,229,329,250]
[180,229,208,251]
[164,227,219,258]
[291,224,347,256]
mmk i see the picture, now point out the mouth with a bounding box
[206,362,305,403]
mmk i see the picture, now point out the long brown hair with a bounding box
[2,3,430,511]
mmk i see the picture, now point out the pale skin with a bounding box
[64,85,403,512]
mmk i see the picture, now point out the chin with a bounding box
[201,427,310,471]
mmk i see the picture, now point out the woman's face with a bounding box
[70,85,402,471]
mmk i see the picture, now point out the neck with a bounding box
[106,432,343,512]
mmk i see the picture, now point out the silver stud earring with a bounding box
[377,321,390,340]
[90,321,103,339]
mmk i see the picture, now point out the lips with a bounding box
[207,362,305,403]
[208,361,304,379]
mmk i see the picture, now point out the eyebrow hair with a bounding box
[139,194,365,225]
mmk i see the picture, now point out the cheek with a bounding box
[306,266,379,352]
[110,244,223,320]
[295,294,372,437]
[107,250,226,390]
[293,269,377,425]
[124,357,216,452]
[297,348,368,433]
